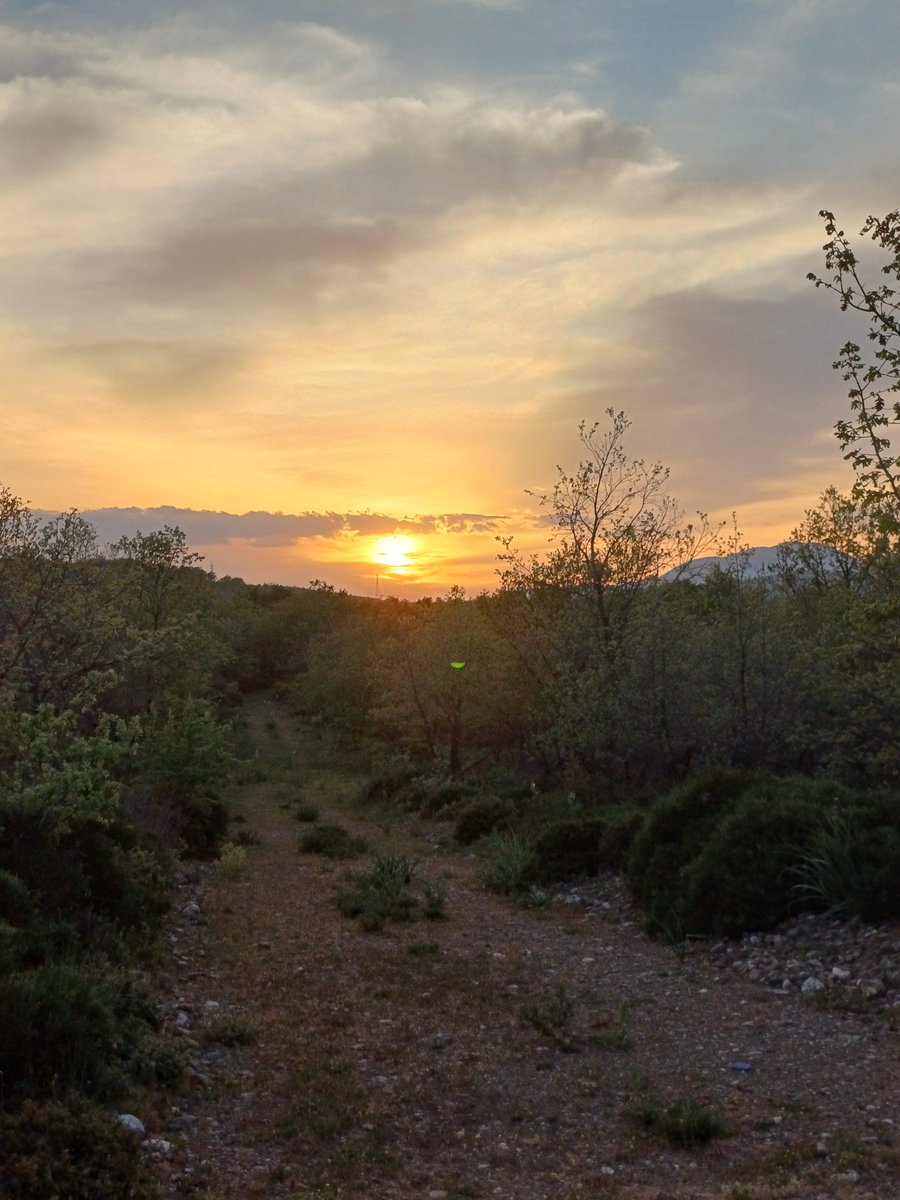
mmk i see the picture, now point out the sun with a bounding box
[371,534,418,573]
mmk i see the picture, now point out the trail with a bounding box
[150,697,899,1200]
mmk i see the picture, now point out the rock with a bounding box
[831,966,851,981]
[143,1137,173,1157]
[801,976,824,994]
[181,902,202,921]
[428,1191,449,1199]
[117,1113,145,1135]
[729,1061,753,1072]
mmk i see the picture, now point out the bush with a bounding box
[454,795,516,845]
[627,770,875,938]
[0,963,160,1101]
[334,853,421,931]
[628,1097,726,1148]
[479,830,535,895]
[299,823,367,860]
[0,1099,159,1200]
[135,698,233,859]
[531,817,605,883]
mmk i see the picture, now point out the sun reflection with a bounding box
[371,534,418,574]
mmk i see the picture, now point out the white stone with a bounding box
[801,976,825,994]
[117,1114,145,1135]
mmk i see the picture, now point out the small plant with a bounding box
[417,875,448,919]
[587,999,633,1050]
[204,1016,258,1047]
[293,802,320,823]
[627,1097,726,1148]
[406,938,441,957]
[299,823,367,860]
[479,830,535,896]
[521,983,578,1052]
[218,842,247,878]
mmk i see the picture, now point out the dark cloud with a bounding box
[40,506,506,549]
[123,213,429,300]
[59,338,249,401]
[0,100,113,182]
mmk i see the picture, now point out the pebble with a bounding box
[801,976,825,994]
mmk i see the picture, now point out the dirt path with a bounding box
[148,698,898,1200]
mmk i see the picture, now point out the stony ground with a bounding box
[135,698,898,1200]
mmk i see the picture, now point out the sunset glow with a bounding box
[2,1,893,595]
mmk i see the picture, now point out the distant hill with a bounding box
[665,543,849,583]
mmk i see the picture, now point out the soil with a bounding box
[139,698,899,1200]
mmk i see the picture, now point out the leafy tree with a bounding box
[808,209,900,531]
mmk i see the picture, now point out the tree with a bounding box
[495,412,721,798]
[808,209,900,530]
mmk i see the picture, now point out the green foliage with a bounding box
[0,1099,160,1200]
[530,816,606,883]
[627,770,893,938]
[300,823,368,860]
[792,799,900,921]
[134,697,232,858]
[479,830,536,895]
[0,964,162,1102]
[293,801,321,822]
[454,794,516,845]
[627,1097,726,1148]
[334,853,448,931]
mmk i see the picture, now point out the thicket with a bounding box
[0,493,234,1197]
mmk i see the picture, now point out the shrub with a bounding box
[531,817,605,883]
[628,771,871,938]
[299,823,367,860]
[0,963,160,1101]
[628,1097,726,1148]
[0,1099,159,1200]
[454,795,516,845]
[479,830,535,895]
[334,853,421,931]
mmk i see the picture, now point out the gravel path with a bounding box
[143,700,899,1200]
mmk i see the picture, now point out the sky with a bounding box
[3,0,900,596]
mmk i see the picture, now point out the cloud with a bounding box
[44,505,507,551]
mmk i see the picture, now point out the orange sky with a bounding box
[2,1,893,595]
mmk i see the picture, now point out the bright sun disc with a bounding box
[372,535,417,572]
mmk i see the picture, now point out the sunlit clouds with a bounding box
[3,1,899,593]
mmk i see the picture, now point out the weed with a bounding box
[627,1096,726,1148]
[521,983,579,1052]
[204,1016,258,1047]
[218,842,247,878]
[293,802,320,823]
[479,830,535,895]
[299,823,367,860]
[417,875,448,919]
[587,999,633,1049]
[406,938,441,957]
